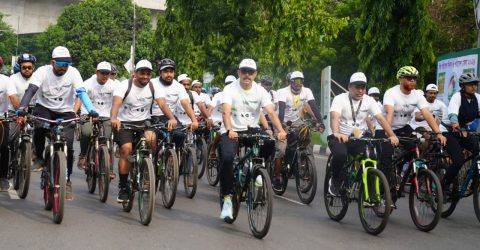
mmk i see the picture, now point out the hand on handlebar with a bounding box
[228,130,238,140]
[388,135,399,146]
[334,133,348,143]
[111,118,121,130]
[436,133,447,145]
[167,119,177,131]
[190,120,199,131]
[277,131,287,141]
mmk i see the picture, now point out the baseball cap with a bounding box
[290,71,304,80]
[191,80,202,87]
[225,75,236,84]
[52,46,72,62]
[239,59,257,70]
[96,61,112,72]
[368,87,380,95]
[425,83,438,92]
[349,72,367,85]
[135,60,152,71]
[177,73,191,83]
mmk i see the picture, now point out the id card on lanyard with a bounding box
[349,97,363,138]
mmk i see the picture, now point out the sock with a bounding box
[119,174,128,186]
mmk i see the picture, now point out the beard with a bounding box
[21,72,32,79]
[160,77,173,86]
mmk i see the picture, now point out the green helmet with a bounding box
[396,66,419,79]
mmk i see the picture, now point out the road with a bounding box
[1,152,479,250]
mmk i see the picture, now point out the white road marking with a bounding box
[274,195,306,206]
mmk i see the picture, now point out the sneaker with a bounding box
[66,180,73,201]
[77,155,86,170]
[255,175,263,188]
[0,178,10,191]
[220,196,233,221]
[117,183,131,203]
[272,176,283,191]
[328,178,341,196]
[32,159,44,172]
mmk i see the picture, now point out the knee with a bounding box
[120,144,132,157]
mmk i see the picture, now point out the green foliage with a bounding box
[0,13,17,65]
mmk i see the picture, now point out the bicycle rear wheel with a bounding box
[433,159,458,218]
[295,152,317,204]
[247,166,273,239]
[358,168,392,235]
[138,157,155,225]
[183,146,197,198]
[206,144,220,186]
[97,146,110,202]
[160,148,179,208]
[86,147,97,194]
[17,141,31,199]
[196,138,208,179]
[409,168,443,232]
[52,151,66,224]
[324,155,349,221]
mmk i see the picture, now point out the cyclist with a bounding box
[16,46,99,200]
[109,63,120,84]
[219,59,287,220]
[261,75,278,112]
[366,87,382,135]
[75,61,115,170]
[191,79,213,119]
[0,74,19,191]
[272,71,325,188]
[110,59,177,202]
[178,77,211,123]
[440,73,480,190]
[409,84,447,132]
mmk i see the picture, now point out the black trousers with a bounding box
[33,104,75,177]
[327,135,366,181]
[443,133,479,185]
[0,121,9,178]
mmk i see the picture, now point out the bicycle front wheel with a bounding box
[52,151,66,224]
[295,152,317,204]
[206,144,220,186]
[409,168,443,232]
[183,147,198,198]
[358,168,392,235]
[17,141,32,199]
[324,155,349,221]
[160,148,179,209]
[196,138,208,179]
[86,147,97,194]
[97,146,110,202]
[247,166,273,239]
[138,157,155,225]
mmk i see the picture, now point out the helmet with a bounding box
[459,73,479,86]
[297,124,312,146]
[396,66,418,79]
[290,71,304,80]
[110,63,117,74]
[261,75,273,85]
[159,58,175,71]
[211,87,220,95]
[17,54,36,64]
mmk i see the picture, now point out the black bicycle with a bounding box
[195,121,208,179]
[206,124,221,186]
[177,126,198,199]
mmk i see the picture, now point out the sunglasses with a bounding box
[109,72,117,76]
[54,61,72,68]
[369,94,380,97]
[21,66,33,71]
[403,76,417,81]
[99,71,110,75]
[292,79,303,85]
[240,68,256,75]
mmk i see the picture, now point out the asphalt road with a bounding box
[1,150,479,250]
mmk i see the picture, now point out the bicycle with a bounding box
[119,123,156,225]
[176,126,198,199]
[388,136,443,232]
[82,117,112,202]
[324,137,392,235]
[195,120,208,179]
[206,124,221,186]
[219,130,274,239]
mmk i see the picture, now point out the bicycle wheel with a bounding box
[206,144,220,186]
[183,146,198,198]
[196,138,208,179]
[358,168,392,235]
[473,178,480,223]
[324,155,349,221]
[52,151,66,224]
[295,152,317,204]
[271,160,288,196]
[160,148,179,208]
[409,168,443,232]
[431,159,458,218]
[97,146,110,202]
[122,179,134,212]
[17,141,32,199]
[86,147,97,194]
[247,166,273,239]
[43,149,53,211]
[138,157,155,225]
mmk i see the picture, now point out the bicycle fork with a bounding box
[361,159,380,202]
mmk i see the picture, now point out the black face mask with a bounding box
[160,77,172,86]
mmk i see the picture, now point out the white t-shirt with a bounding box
[113,79,165,122]
[193,92,211,116]
[175,90,202,125]
[9,72,35,110]
[80,75,115,117]
[409,99,447,131]
[330,93,382,136]
[0,74,17,114]
[441,92,480,128]
[211,92,223,123]
[29,65,84,113]
[372,101,384,130]
[276,86,315,123]
[150,78,189,116]
[221,79,272,133]
[383,85,429,130]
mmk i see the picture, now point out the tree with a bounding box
[0,12,17,66]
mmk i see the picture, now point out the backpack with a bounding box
[123,77,155,114]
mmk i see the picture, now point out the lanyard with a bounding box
[292,94,301,109]
[349,97,363,126]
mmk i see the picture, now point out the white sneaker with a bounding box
[220,197,233,221]
[255,175,263,188]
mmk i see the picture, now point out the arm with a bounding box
[264,104,286,140]
[414,111,424,122]
[76,87,96,114]
[73,97,82,114]
[180,99,199,130]
[330,111,348,143]
[278,101,286,123]
[9,95,20,110]
[19,84,39,109]
[156,97,177,131]
[375,114,399,145]
[420,107,447,144]
[259,112,269,129]
[110,96,123,130]
[384,105,394,126]
[366,116,375,134]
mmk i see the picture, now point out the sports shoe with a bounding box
[66,180,73,201]
[0,178,10,191]
[328,178,341,196]
[272,176,283,191]
[77,155,86,170]
[117,183,131,203]
[220,196,233,221]
[32,159,44,172]
[255,175,263,188]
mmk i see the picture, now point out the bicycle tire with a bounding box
[160,148,179,209]
[247,166,273,239]
[324,155,349,221]
[473,177,480,223]
[122,179,134,212]
[409,168,443,232]
[97,146,110,203]
[52,151,66,224]
[183,146,198,198]
[432,159,458,218]
[206,144,220,186]
[196,138,208,179]
[43,149,53,211]
[358,168,392,235]
[86,147,97,194]
[138,157,155,225]
[272,160,289,196]
[295,152,317,204]
[17,141,32,199]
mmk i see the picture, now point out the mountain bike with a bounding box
[195,121,208,179]
[177,126,197,198]
[206,124,221,186]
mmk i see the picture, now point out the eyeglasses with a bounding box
[98,71,110,75]
[403,76,417,81]
[292,79,303,85]
[240,68,256,75]
[109,72,117,76]
[21,66,33,71]
[54,61,72,68]
[369,94,380,97]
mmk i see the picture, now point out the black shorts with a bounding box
[114,120,152,147]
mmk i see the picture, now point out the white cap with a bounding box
[96,61,112,72]
[425,83,438,92]
[225,75,236,84]
[52,46,72,62]
[368,87,380,95]
[191,80,202,87]
[350,72,367,85]
[290,71,304,80]
[239,59,257,70]
[135,60,152,71]
[178,73,190,83]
